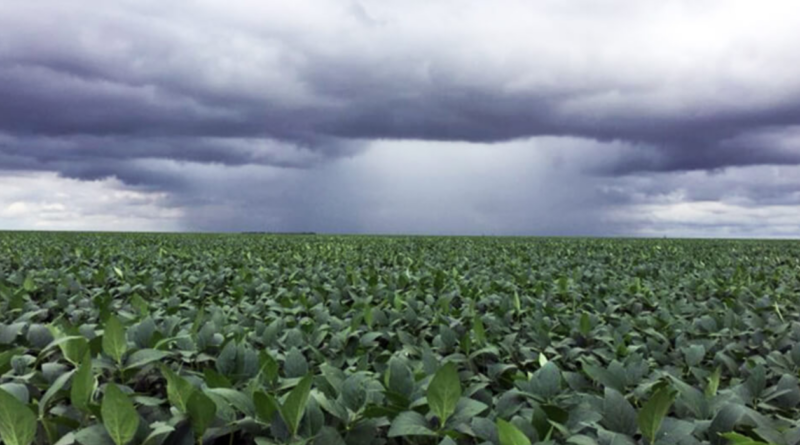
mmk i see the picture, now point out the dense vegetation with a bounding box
[1,232,799,445]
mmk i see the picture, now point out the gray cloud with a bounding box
[1,0,800,235]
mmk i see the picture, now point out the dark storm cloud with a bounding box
[2,0,800,237]
[2,0,800,185]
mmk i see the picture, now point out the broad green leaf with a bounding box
[216,341,238,376]
[0,383,29,404]
[254,391,280,423]
[124,349,170,370]
[744,365,766,400]
[448,397,489,427]
[427,362,462,426]
[203,368,232,389]
[603,388,638,436]
[314,426,346,445]
[0,348,24,374]
[259,351,279,385]
[23,274,35,292]
[39,370,75,416]
[284,347,309,379]
[637,384,677,444]
[280,373,314,437]
[579,312,592,335]
[497,419,531,445]
[102,316,127,365]
[161,365,195,413]
[74,424,115,445]
[653,418,695,445]
[342,374,367,412]
[708,404,745,445]
[387,411,436,437]
[101,384,140,445]
[27,323,54,349]
[141,423,175,445]
[387,357,414,396]
[0,388,37,445]
[682,345,706,367]
[531,362,561,399]
[72,353,95,413]
[668,375,710,419]
[204,388,254,417]
[187,390,217,438]
[58,336,90,366]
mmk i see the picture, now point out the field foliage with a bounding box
[1,233,799,445]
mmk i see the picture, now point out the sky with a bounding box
[2,1,800,237]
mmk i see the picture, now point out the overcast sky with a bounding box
[2,0,800,237]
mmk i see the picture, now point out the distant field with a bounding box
[1,232,799,445]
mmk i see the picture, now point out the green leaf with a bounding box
[388,357,414,396]
[58,336,90,366]
[568,435,600,445]
[39,369,75,417]
[720,432,772,445]
[473,314,486,345]
[668,374,710,419]
[682,345,706,367]
[254,391,280,423]
[101,384,140,445]
[387,411,436,437]
[637,384,677,444]
[161,365,195,413]
[22,274,35,292]
[102,316,127,365]
[653,418,695,445]
[531,362,561,399]
[0,388,37,445]
[497,419,531,445]
[259,351,279,385]
[27,324,54,349]
[203,368,232,389]
[204,388,254,417]
[448,397,489,427]
[0,383,29,404]
[706,367,721,398]
[74,424,115,445]
[215,341,238,376]
[72,353,95,413]
[579,312,592,335]
[284,347,309,379]
[603,388,638,436]
[708,404,745,445]
[427,362,462,426]
[314,426,346,445]
[124,349,170,370]
[0,348,24,375]
[744,365,766,400]
[187,390,217,438]
[141,423,175,445]
[280,373,314,437]
[341,374,367,412]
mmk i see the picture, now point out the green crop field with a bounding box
[1,232,799,445]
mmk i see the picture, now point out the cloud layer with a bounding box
[1,0,800,235]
